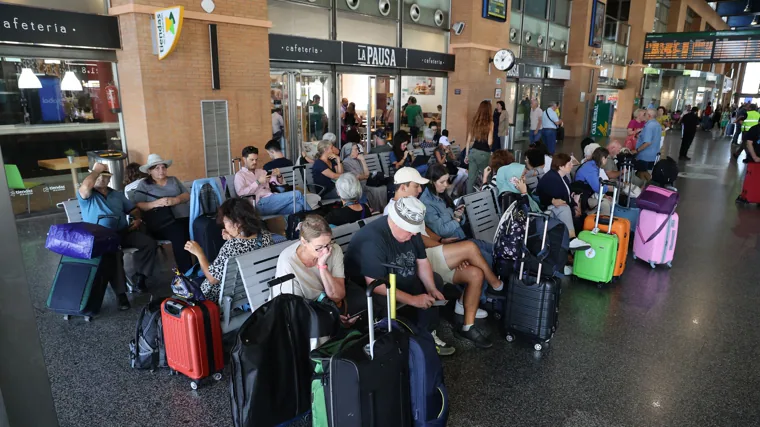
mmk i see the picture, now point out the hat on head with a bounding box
[139,154,173,173]
[393,167,429,185]
[438,135,450,146]
[388,196,426,235]
[583,143,601,159]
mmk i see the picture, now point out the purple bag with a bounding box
[636,185,679,215]
[170,268,206,302]
[46,222,121,259]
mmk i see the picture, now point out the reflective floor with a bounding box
[19,130,760,427]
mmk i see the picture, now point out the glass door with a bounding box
[516,82,543,141]
[370,75,394,153]
[271,70,333,162]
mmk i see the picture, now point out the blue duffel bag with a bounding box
[46,221,121,259]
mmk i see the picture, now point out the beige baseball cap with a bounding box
[393,167,429,185]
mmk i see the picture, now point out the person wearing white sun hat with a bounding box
[129,154,193,272]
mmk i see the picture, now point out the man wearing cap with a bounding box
[235,146,310,216]
[78,163,158,310]
[374,167,499,349]
[371,129,392,154]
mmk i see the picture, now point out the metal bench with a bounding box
[365,153,383,175]
[236,240,294,312]
[463,189,500,243]
[332,222,360,253]
[378,152,393,177]
[450,144,462,159]
[412,148,424,157]
[358,214,383,227]
[218,255,251,334]
[423,147,436,156]
[304,163,340,205]
[225,174,237,198]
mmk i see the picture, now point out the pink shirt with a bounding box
[234,168,273,202]
[627,119,644,131]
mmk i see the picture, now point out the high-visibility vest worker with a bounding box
[743,110,760,132]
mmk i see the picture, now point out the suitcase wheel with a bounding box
[190,381,198,390]
[534,343,543,352]
[649,262,656,269]
[84,316,92,322]
[168,369,177,376]
[633,254,637,260]
[63,315,69,321]
[505,333,515,343]
[666,262,672,269]
[213,372,223,381]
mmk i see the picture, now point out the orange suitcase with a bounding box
[583,214,630,277]
[161,298,224,389]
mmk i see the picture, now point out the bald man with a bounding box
[604,140,622,180]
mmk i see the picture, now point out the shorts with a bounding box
[425,245,455,283]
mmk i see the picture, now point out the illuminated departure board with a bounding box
[643,29,760,63]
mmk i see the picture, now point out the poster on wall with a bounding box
[591,101,611,137]
[155,6,185,60]
[409,77,435,95]
[482,0,507,22]
[589,1,605,48]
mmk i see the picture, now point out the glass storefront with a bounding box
[0,57,123,216]
[642,68,726,113]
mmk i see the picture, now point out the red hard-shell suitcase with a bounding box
[741,163,760,204]
[161,298,224,389]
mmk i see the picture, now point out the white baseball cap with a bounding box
[393,167,430,185]
[388,196,426,235]
[439,136,450,146]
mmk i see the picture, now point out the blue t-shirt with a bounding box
[312,159,336,195]
[77,189,134,231]
[543,108,559,129]
[636,119,662,162]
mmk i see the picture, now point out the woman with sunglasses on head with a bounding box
[184,198,273,303]
[130,153,193,272]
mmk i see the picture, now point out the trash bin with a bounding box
[87,150,128,191]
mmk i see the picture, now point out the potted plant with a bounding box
[64,149,77,164]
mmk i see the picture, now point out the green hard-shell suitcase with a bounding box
[573,179,620,284]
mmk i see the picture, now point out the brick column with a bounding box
[110,0,272,180]
[447,0,511,146]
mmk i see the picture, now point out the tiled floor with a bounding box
[20,130,760,426]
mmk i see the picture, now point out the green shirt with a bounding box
[405,104,422,126]
[309,104,325,125]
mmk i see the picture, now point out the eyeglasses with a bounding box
[311,240,335,252]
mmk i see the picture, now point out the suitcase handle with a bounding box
[366,277,393,361]
[518,212,549,281]
[163,299,185,318]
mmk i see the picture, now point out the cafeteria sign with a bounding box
[155,6,184,60]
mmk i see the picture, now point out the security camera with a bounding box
[452,22,465,36]
[627,59,635,66]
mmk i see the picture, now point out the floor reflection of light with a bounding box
[693,318,699,325]
[652,400,662,408]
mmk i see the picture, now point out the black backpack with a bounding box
[129,300,167,371]
[652,156,679,187]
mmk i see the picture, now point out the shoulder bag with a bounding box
[544,109,564,140]
[134,190,176,233]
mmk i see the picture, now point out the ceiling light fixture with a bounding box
[60,71,83,91]
[745,0,752,13]
[17,68,42,89]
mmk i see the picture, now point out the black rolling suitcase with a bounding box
[317,279,412,427]
[47,255,112,321]
[502,212,561,352]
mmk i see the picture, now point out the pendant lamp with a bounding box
[60,71,83,91]
[17,68,42,89]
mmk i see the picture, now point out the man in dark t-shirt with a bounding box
[742,124,760,164]
[679,107,700,160]
[263,138,294,172]
[344,197,443,328]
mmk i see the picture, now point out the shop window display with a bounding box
[0,57,123,216]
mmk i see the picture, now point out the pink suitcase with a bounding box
[633,210,679,269]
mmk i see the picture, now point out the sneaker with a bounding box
[436,345,456,356]
[129,273,148,293]
[456,326,493,349]
[485,285,507,300]
[569,238,591,251]
[117,293,131,311]
[454,299,488,319]
[563,265,573,276]
[679,156,691,161]
[432,331,447,347]
[736,196,749,204]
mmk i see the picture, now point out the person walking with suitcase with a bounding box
[78,163,158,309]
